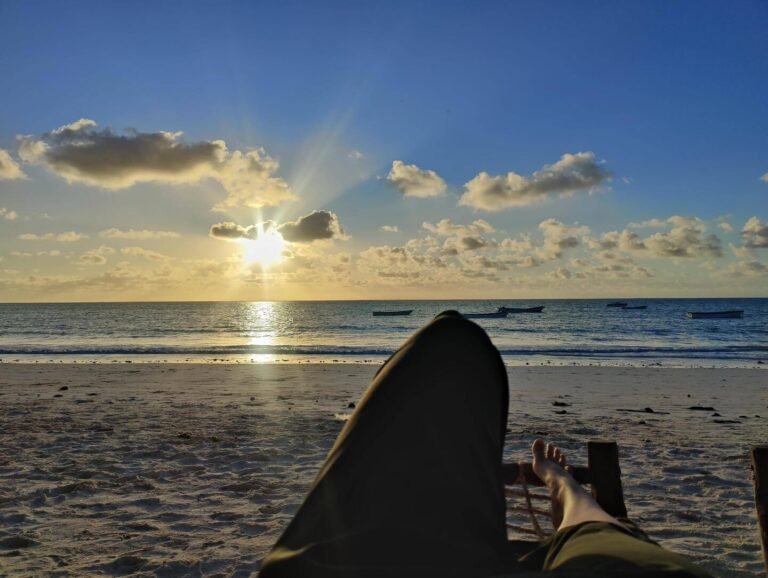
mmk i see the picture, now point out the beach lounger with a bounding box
[502,441,768,572]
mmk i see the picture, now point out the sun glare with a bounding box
[242,227,286,267]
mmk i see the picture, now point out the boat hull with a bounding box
[498,306,545,313]
[372,310,413,317]
[687,310,744,319]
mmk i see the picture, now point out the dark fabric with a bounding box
[259,312,714,578]
[539,522,713,577]
[260,312,513,577]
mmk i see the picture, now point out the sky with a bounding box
[0,0,767,301]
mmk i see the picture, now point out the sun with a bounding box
[242,227,286,267]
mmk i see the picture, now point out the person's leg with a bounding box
[529,440,714,577]
[531,438,622,531]
[260,312,514,577]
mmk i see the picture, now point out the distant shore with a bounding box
[1,364,765,576]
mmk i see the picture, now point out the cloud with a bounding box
[742,216,768,248]
[728,260,768,276]
[459,152,610,211]
[210,210,345,244]
[18,231,88,242]
[588,216,722,259]
[628,218,667,228]
[761,173,768,183]
[422,218,494,237]
[587,229,647,252]
[538,219,590,260]
[209,221,265,241]
[643,216,722,258]
[17,119,296,209]
[0,208,19,221]
[0,149,26,180]
[99,228,180,239]
[718,222,733,233]
[120,246,170,262]
[386,160,447,198]
[380,225,399,233]
[278,210,346,243]
[79,245,115,265]
[348,150,364,160]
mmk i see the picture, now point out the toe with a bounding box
[546,443,555,460]
[532,438,546,461]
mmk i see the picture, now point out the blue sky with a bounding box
[0,0,767,300]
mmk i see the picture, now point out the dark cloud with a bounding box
[209,221,277,241]
[278,211,345,243]
[18,119,295,209]
[209,211,344,244]
[459,152,610,211]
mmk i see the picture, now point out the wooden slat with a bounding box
[587,441,628,519]
[751,446,768,573]
[502,462,591,486]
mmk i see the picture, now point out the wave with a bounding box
[0,343,766,360]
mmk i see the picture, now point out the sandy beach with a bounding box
[1,363,766,577]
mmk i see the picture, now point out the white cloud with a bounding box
[0,208,19,221]
[0,149,26,180]
[628,218,666,229]
[537,219,590,260]
[18,231,88,242]
[588,216,722,259]
[422,218,494,237]
[760,172,768,183]
[718,222,733,233]
[643,216,722,258]
[386,160,447,198]
[742,216,768,248]
[380,225,399,233]
[348,150,364,160]
[459,152,610,211]
[120,246,170,262]
[79,245,115,265]
[99,228,180,240]
[17,119,296,210]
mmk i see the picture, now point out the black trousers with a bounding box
[259,312,713,578]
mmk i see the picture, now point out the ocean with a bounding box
[0,299,766,366]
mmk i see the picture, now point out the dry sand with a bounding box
[0,363,766,577]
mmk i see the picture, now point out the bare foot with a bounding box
[531,438,622,532]
[531,438,570,529]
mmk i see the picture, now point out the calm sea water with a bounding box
[0,299,766,366]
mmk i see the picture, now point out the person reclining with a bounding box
[260,311,714,577]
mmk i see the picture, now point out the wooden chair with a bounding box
[501,441,768,572]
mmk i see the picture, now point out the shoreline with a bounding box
[1,364,766,576]
[1,357,766,369]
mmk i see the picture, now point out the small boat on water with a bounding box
[464,311,509,319]
[606,302,628,308]
[497,306,545,314]
[372,310,413,317]
[623,305,647,310]
[687,310,744,319]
